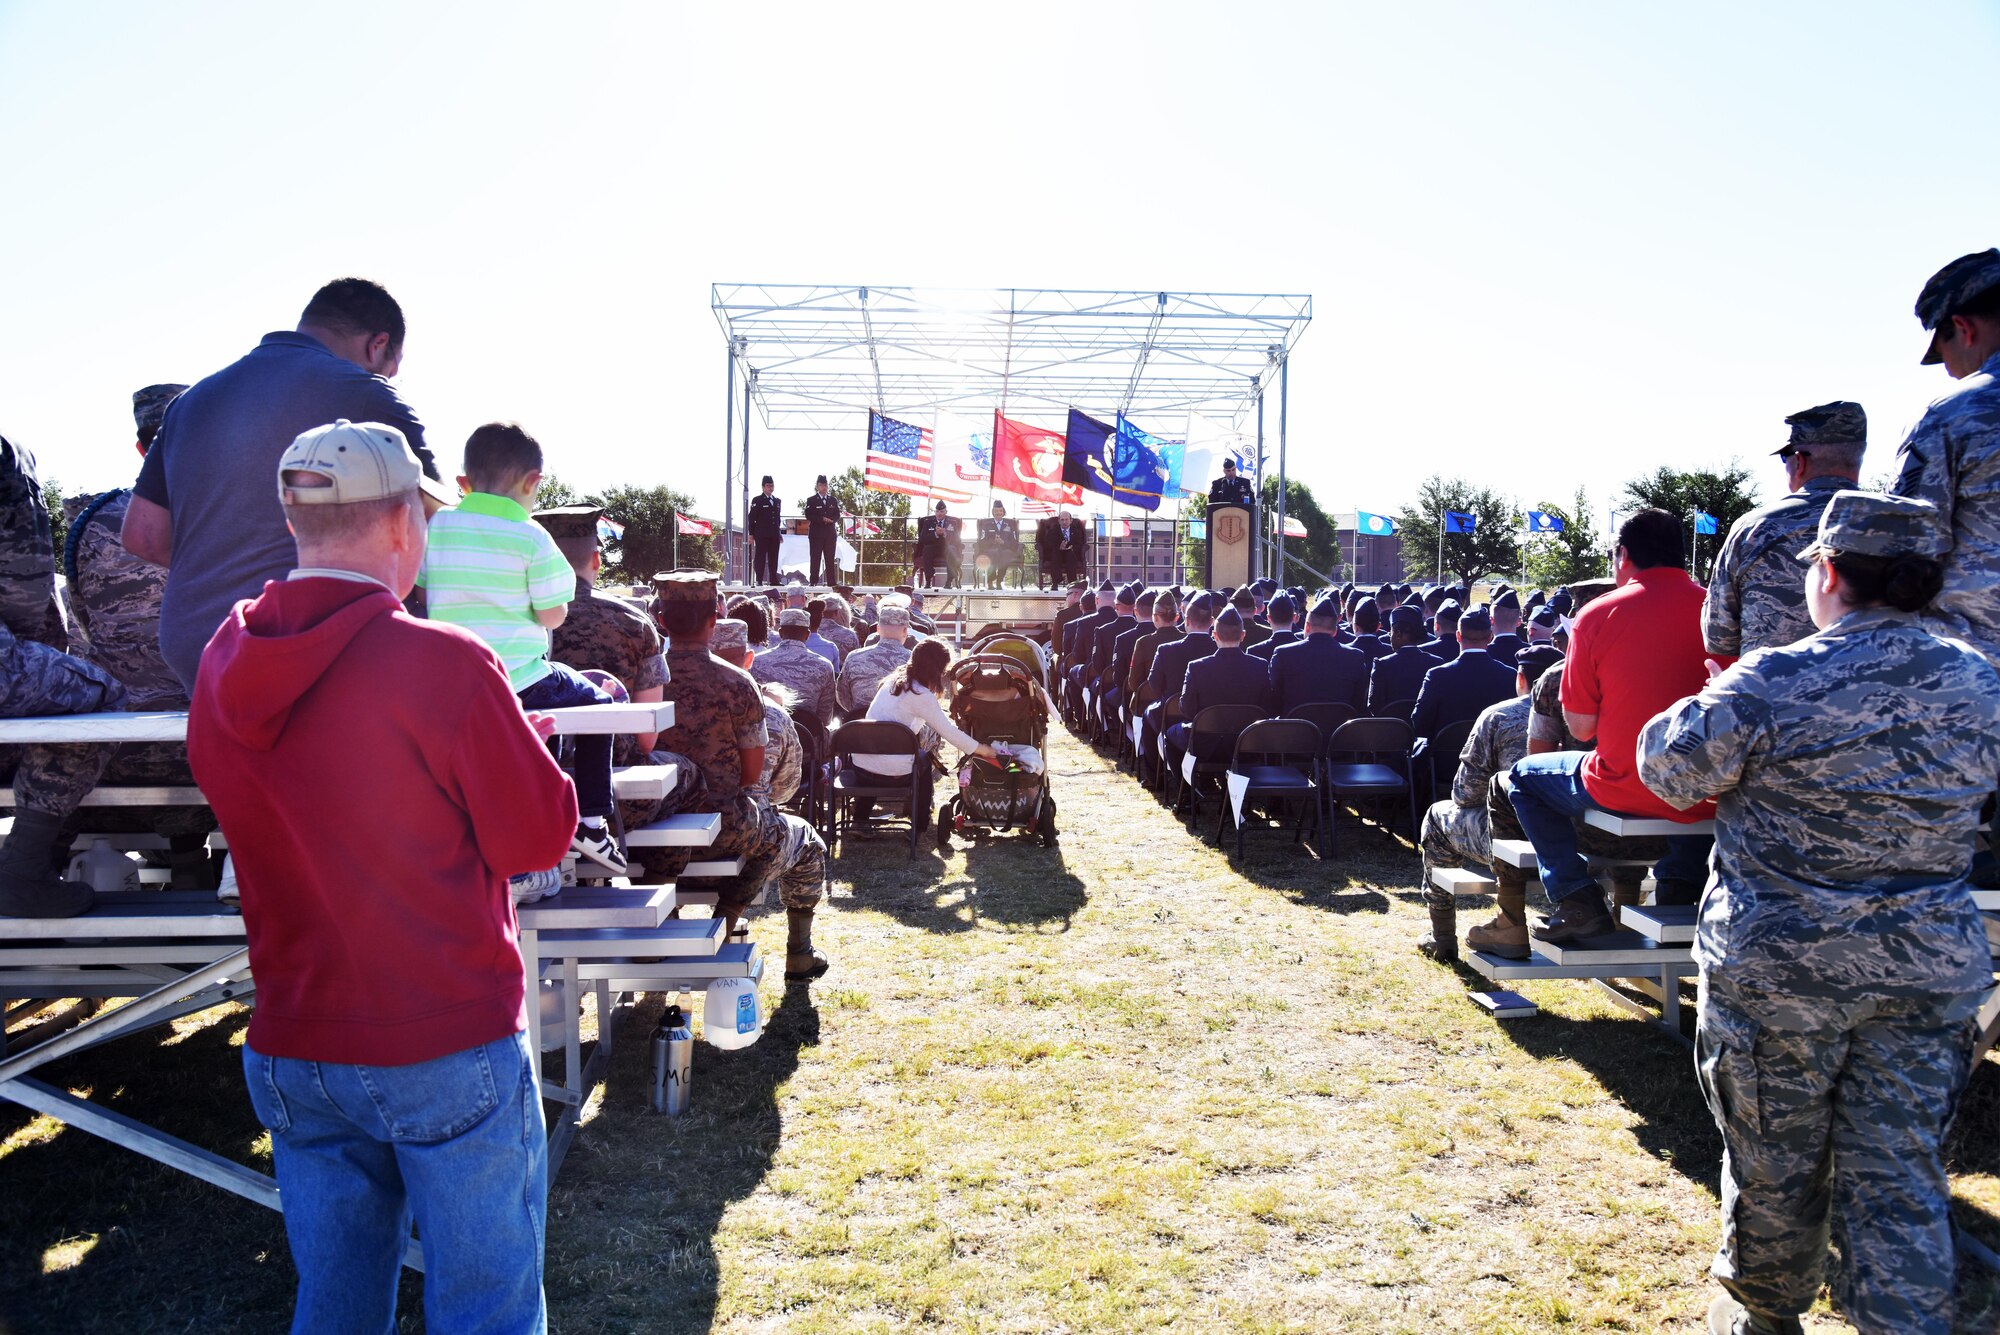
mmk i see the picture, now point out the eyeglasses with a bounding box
[1777,447,1811,463]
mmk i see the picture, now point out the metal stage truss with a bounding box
[710,286,1312,583]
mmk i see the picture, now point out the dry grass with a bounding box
[4,727,2000,1332]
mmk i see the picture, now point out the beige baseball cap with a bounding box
[277,419,456,509]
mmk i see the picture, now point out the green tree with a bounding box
[1619,464,1758,582]
[1180,493,1208,584]
[1396,477,1520,585]
[1519,487,1610,590]
[1261,475,1346,586]
[585,483,714,583]
[535,473,580,509]
[831,465,914,586]
[43,477,68,568]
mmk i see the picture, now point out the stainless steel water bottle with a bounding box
[649,1003,692,1114]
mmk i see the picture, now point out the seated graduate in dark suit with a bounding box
[1268,593,1369,715]
[1064,580,1120,717]
[1162,604,1270,771]
[1410,606,1517,748]
[1099,587,1156,729]
[1367,604,1443,716]
[1127,590,1183,698]
[1348,596,1390,662]
[1420,599,1464,663]
[1486,587,1526,665]
[1250,592,1300,661]
[1142,592,1219,761]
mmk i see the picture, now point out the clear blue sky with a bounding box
[3,0,1993,526]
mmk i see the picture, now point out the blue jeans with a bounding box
[243,1032,548,1335]
[1508,751,1711,904]
[519,662,611,820]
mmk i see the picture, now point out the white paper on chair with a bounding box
[1129,717,1144,752]
[1227,771,1250,823]
[1083,687,1093,711]
[1181,751,1196,784]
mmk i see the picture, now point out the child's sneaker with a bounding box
[570,824,628,877]
[510,866,562,904]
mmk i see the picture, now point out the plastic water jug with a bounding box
[703,975,763,1051]
[65,839,141,895]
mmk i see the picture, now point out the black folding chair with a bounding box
[1220,718,1321,861]
[1322,717,1418,857]
[1143,693,1183,791]
[1170,704,1268,829]
[1416,717,1476,813]
[1373,697,1419,724]
[1285,701,1356,740]
[827,720,926,859]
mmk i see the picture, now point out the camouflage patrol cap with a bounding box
[710,618,749,653]
[1798,490,1947,563]
[876,598,913,627]
[1916,248,2000,364]
[1780,401,1866,453]
[133,383,189,435]
[1568,578,1616,610]
[652,571,718,602]
[777,607,811,629]
[533,504,604,543]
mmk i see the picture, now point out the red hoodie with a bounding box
[189,576,577,1065]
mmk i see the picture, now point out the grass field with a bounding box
[5,726,2000,1332]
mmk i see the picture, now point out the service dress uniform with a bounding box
[803,487,841,585]
[1638,493,2000,1335]
[749,487,784,586]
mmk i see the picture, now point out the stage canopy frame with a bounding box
[709,285,1312,581]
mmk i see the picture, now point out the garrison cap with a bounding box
[133,383,188,435]
[1389,604,1425,635]
[1459,606,1491,634]
[1268,593,1295,622]
[1230,586,1257,610]
[1309,594,1340,622]
[1354,595,1380,620]
[1530,604,1560,629]
[1517,644,1563,684]
[1423,586,1447,611]
[1781,401,1867,452]
[1435,599,1463,623]
[1214,605,1245,635]
[777,607,811,628]
[710,618,749,653]
[533,504,604,543]
[1098,578,1117,595]
[1251,578,1276,596]
[1549,588,1574,616]
[652,571,717,602]
[1525,589,1546,611]
[1186,592,1218,620]
[1136,588,1158,611]
[1493,588,1520,611]
[1916,248,2000,364]
[1339,581,1355,599]
[1374,583,1394,603]
[1118,582,1141,605]
[1798,490,1948,562]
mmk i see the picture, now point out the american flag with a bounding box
[865,410,935,498]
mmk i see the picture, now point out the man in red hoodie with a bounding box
[1505,509,1719,946]
[189,419,576,1333]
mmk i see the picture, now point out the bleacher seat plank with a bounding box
[1537,930,1694,968]
[1974,889,2000,912]
[682,857,747,877]
[0,892,246,940]
[1582,810,1715,839]
[624,813,721,847]
[532,920,724,960]
[1428,866,1496,895]
[516,885,674,930]
[1490,839,1537,870]
[1621,903,1697,944]
[1466,949,1650,982]
[566,940,762,985]
[610,765,676,801]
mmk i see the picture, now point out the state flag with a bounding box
[1526,510,1564,534]
[993,411,1083,506]
[1694,510,1719,535]
[1275,514,1308,539]
[596,516,625,544]
[675,513,713,536]
[1444,511,1477,534]
[1356,511,1395,536]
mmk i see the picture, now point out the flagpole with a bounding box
[1437,507,1444,583]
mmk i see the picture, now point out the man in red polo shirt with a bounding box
[1505,509,1717,946]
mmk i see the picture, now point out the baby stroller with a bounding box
[936,654,1058,850]
[968,632,1050,691]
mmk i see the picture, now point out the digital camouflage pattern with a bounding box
[835,637,910,717]
[1781,399,1865,449]
[751,637,837,724]
[1421,694,1529,883]
[1702,476,1846,657]
[1694,975,1975,1333]
[1,620,127,817]
[1914,248,2000,336]
[1892,348,2000,664]
[0,434,66,650]
[549,574,667,767]
[64,489,185,709]
[1525,662,1585,751]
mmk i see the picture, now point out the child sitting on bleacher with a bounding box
[420,421,625,894]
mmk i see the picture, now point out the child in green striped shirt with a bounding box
[421,422,627,885]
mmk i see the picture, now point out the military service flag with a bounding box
[1444,511,1477,534]
[1694,510,1719,535]
[1526,510,1564,533]
[993,412,1083,507]
[1062,409,1117,499]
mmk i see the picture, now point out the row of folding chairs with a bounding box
[782,711,931,860]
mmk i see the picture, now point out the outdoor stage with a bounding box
[722,585,1064,643]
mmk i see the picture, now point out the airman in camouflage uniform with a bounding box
[818,595,859,664]
[1638,492,1996,1335]
[835,598,913,717]
[1705,402,1864,658]
[653,583,829,980]
[751,608,838,722]
[1891,248,2000,667]
[0,434,132,916]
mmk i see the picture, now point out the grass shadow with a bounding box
[542,984,819,1333]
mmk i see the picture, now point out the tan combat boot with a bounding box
[1464,864,1529,960]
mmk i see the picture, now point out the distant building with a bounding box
[1332,513,1404,585]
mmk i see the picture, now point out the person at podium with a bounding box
[1208,456,1255,507]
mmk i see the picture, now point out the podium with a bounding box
[1205,503,1253,589]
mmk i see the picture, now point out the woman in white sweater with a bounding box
[856,639,998,829]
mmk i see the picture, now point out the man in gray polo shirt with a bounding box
[123,277,444,689]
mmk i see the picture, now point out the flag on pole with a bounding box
[993,411,1082,506]
[1526,510,1564,534]
[1062,409,1117,499]
[864,409,936,498]
[1275,513,1307,539]
[845,515,881,537]
[1111,415,1169,512]
[1356,511,1396,536]
[1444,511,1477,534]
[675,512,713,536]
[1694,510,1719,535]
[1095,517,1132,538]
[595,515,625,544]
[927,410,986,510]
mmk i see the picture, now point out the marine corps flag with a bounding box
[992,412,1083,507]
